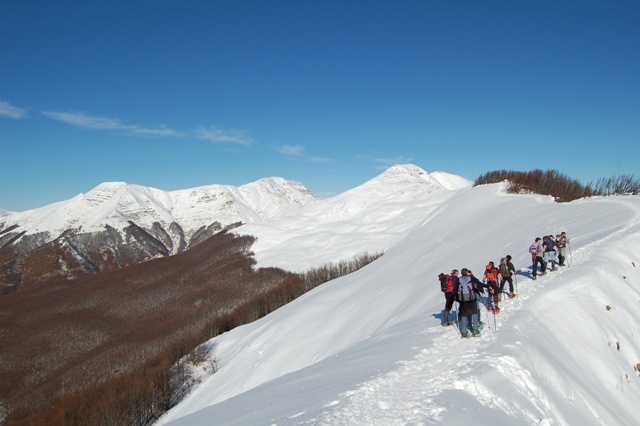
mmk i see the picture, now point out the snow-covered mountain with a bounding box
[0,177,316,287]
[0,165,468,288]
[0,177,316,241]
[233,164,473,272]
[156,176,640,425]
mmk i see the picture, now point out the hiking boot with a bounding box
[473,329,481,337]
[509,294,517,299]
[443,322,453,327]
[461,331,470,338]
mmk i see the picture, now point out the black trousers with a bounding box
[444,292,455,311]
[532,256,545,277]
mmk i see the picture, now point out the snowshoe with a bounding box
[509,294,517,299]
[443,322,453,327]
[472,329,481,337]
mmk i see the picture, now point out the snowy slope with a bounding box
[157,181,640,425]
[232,164,473,272]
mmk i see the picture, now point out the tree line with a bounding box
[475,169,639,202]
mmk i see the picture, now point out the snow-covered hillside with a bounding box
[157,177,640,425]
[233,164,473,272]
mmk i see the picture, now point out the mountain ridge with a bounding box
[0,164,463,287]
[0,175,317,288]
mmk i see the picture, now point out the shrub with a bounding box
[475,169,639,202]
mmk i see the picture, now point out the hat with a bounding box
[506,255,512,260]
[451,269,459,274]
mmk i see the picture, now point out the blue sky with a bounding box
[1,1,638,211]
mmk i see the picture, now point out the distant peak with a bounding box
[382,164,428,176]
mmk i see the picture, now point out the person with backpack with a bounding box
[543,234,558,271]
[499,256,517,299]
[454,268,485,338]
[483,261,502,313]
[556,231,570,266]
[529,237,546,280]
[438,269,458,326]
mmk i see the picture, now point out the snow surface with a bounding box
[157,170,640,426]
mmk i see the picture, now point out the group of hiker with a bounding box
[529,231,570,279]
[438,231,571,338]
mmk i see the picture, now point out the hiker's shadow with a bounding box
[516,270,535,280]
[431,311,459,325]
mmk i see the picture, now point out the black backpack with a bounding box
[438,273,449,292]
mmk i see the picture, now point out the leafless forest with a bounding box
[0,229,381,425]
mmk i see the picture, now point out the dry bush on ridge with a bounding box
[475,169,639,202]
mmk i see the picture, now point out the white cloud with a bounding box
[43,111,124,129]
[195,126,253,146]
[42,110,181,137]
[0,101,28,119]
[277,145,304,156]
[276,145,334,164]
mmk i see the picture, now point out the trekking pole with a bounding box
[493,307,497,332]
[454,300,460,332]
[568,243,573,267]
[515,273,518,298]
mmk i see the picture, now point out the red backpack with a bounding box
[485,267,499,283]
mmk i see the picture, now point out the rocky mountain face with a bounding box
[0,178,317,291]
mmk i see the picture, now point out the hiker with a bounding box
[483,261,502,313]
[529,237,546,280]
[455,268,485,338]
[499,256,517,299]
[542,234,558,271]
[438,270,458,326]
[556,231,570,266]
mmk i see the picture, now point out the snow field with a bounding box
[159,182,640,425]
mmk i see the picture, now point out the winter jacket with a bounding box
[556,234,569,248]
[531,242,543,258]
[499,258,512,278]
[445,275,457,293]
